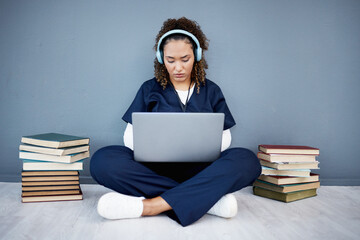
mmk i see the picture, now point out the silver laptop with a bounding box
[132,112,224,162]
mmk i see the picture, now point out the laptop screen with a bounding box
[132,112,224,162]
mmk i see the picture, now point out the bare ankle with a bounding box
[141,197,172,216]
[141,199,154,216]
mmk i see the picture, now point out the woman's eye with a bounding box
[167,61,174,64]
[183,59,189,62]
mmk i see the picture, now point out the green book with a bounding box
[21,133,90,149]
[253,186,317,202]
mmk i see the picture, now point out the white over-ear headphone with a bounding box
[156,29,203,64]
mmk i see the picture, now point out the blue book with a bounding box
[21,133,89,149]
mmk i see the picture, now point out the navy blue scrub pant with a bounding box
[90,145,261,227]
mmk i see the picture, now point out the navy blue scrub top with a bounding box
[122,77,236,130]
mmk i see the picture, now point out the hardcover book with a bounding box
[22,171,79,177]
[19,151,89,164]
[253,179,320,193]
[22,190,81,197]
[21,133,89,149]
[253,187,317,202]
[259,145,319,155]
[22,190,83,203]
[260,160,319,170]
[261,166,310,177]
[22,185,80,191]
[258,173,320,185]
[22,175,80,182]
[19,144,89,156]
[22,181,80,186]
[22,160,83,171]
[257,152,317,163]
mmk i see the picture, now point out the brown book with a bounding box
[253,179,320,193]
[259,145,319,155]
[22,171,79,176]
[22,181,80,186]
[260,160,319,170]
[261,166,310,177]
[22,190,81,197]
[22,190,83,203]
[22,185,80,191]
[257,152,317,163]
[253,187,317,202]
[258,173,319,185]
[22,175,79,182]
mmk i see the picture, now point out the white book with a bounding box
[22,159,84,171]
[19,144,89,156]
[261,166,311,177]
[19,150,89,163]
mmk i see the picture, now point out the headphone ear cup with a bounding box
[196,48,202,62]
[156,50,163,64]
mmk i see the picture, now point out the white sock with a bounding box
[207,193,238,218]
[97,192,145,220]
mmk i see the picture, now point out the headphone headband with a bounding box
[156,29,203,64]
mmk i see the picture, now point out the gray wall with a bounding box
[1,0,359,185]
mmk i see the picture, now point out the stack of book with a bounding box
[253,144,320,202]
[19,133,90,203]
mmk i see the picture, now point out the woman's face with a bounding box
[163,39,195,86]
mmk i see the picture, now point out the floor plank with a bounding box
[0,183,359,240]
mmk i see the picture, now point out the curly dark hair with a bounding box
[154,17,209,93]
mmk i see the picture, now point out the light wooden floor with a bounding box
[0,183,359,240]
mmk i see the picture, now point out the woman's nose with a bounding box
[175,62,183,71]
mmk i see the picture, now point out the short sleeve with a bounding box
[211,85,236,130]
[122,83,148,124]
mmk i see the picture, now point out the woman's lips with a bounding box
[174,74,184,78]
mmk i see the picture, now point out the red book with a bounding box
[259,145,319,155]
